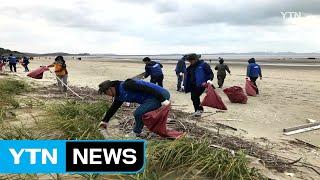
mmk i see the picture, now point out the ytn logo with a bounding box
[9,148,57,165]
[281,11,302,19]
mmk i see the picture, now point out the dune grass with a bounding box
[0,90,264,179]
[38,101,263,179]
[0,79,32,120]
[41,100,108,140]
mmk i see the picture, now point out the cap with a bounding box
[98,80,115,94]
[187,53,200,61]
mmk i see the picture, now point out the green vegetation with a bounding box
[43,101,263,179]
[0,79,32,120]
[0,80,264,179]
[41,101,108,140]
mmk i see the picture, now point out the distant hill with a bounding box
[0,47,26,57]
[29,52,91,56]
[0,48,90,57]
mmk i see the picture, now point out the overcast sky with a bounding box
[0,0,320,54]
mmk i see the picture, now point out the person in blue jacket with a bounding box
[143,57,164,87]
[246,58,262,94]
[8,54,17,72]
[175,55,187,92]
[98,78,170,137]
[22,56,30,72]
[184,53,214,117]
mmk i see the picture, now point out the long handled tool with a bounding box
[49,70,84,100]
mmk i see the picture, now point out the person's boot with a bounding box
[191,110,202,117]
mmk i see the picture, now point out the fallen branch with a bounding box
[283,122,320,132]
[294,138,320,149]
[215,122,238,131]
[284,125,320,135]
[215,119,243,122]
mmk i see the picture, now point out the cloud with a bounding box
[0,0,319,54]
[160,0,320,26]
[152,0,179,13]
[0,5,123,32]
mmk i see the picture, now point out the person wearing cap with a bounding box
[47,56,68,92]
[98,78,170,137]
[247,58,262,94]
[214,57,231,88]
[142,57,164,87]
[184,53,214,117]
[175,55,187,91]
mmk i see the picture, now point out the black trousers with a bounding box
[24,65,29,72]
[217,74,226,88]
[9,63,16,72]
[249,77,259,94]
[191,87,205,112]
[150,75,164,87]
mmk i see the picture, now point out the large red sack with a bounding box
[0,63,5,71]
[201,84,227,110]
[27,66,49,79]
[142,105,184,139]
[223,86,248,104]
[245,79,257,96]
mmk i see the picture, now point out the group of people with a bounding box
[0,54,30,72]
[3,53,262,138]
[98,53,262,137]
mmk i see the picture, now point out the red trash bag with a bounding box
[245,79,257,96]
[201,83,227,110]
[142,105,184,139]
[0,63,5,71]
[223,86,248,104]
[27,66,49,79]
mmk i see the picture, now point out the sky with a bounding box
[0,0,320,54]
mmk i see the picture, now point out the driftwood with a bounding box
[306,118,317,123]
[283,122,320,132]
[294,138,320,149]
[284,124,320,136]
[215,119,243,122]
[215,122,238,131]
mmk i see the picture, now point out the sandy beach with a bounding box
[1,56,320,178]
[16,57,318,145]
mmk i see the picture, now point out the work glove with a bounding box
[98,121,109,139]
[161,100,170,106]
[98,121,108,129]
[206,80,213,85]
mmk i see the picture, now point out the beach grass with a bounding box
[0,79,31,120]
[0,80,264,179]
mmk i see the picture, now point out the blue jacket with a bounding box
[175,59,186,74]
[247,58,262,77]
[117,80,169,104]
[144,61,163,78]
[8,56,17,64]
[184,60,214,93]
